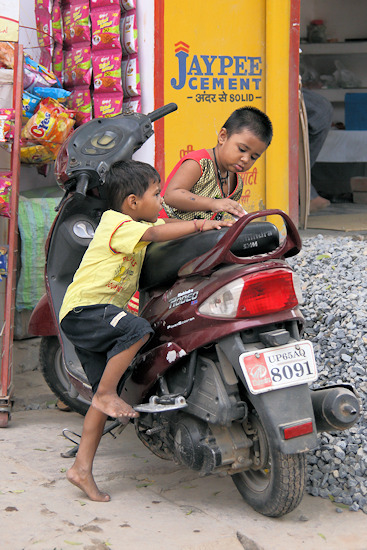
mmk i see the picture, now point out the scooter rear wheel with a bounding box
[40,336,90,416]
[232,413,306,517]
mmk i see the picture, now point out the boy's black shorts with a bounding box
[60,304,154,393]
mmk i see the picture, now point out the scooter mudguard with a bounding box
[217,333,318,454]
[28,293,57,336]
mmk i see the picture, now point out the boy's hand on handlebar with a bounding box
[211,198,247,217]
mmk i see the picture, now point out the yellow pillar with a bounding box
[265,0,290,214]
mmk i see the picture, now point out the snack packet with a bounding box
[70,1,91,44]
[0,109,15,141]
[33,87,71,104]
[0,43,15,69]
[22,91,41,120]
[0,174,11,218]
[21,97,75,159]
[120,9,138,55]
[121,53,140,97]
[35,6,53,49]
[23,56,61,93]
[91,6,121,51]
[121,0,136,11]
[90,0,120,7]
[122,95,141,114]
[52,0,63,45]
[0,246,8,280]
[52,43,63,82]
[93,92,123,118]
[62,6,72,47]
[64,45,92,88]
[92,50,122,93]
[20,143,55,164]
[67,87,93,125]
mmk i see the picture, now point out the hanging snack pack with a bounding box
[122,95,141,114]
[120,9,138,55]
[0,109,15,142]
[93,92,123,118]
[70,1,91,45]
[121,0,136,10]
[68,87,93,125]
[91,6,121,51]
[92,50,122,93]
[21,97,75,162]
[0,173,12,218]
[64,45,92,89]
[121,53,140,97]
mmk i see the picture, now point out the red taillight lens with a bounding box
[237,270,298,317]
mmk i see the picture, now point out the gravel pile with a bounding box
[288,233,367,513]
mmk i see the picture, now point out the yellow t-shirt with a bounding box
[59,210,164,322]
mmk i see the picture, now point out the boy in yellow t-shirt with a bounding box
[60,159,232,503]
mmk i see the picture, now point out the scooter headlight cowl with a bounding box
[198,269,300,319]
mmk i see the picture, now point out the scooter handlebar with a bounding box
[147,103,178,123]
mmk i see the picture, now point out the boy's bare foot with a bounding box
[67,466,110,502]
[92,392,139,419]
[310,196,330,212]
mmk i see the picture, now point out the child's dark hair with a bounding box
[105,160,160,211]
[223,106,273,146]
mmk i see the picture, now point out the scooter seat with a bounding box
[139,221,279,291]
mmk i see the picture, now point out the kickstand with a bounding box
[60,418,127,458]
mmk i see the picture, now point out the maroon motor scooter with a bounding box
[29,103,360,517]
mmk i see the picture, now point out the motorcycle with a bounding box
[29,103,360,517]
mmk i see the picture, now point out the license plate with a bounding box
[239,340,317,395]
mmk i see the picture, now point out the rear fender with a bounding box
[217,334,318,454]
[28,294,57,336]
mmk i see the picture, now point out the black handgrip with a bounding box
[147,103,178,123]
[74,173,90,200]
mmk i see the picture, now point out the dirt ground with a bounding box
[1,338,367,550]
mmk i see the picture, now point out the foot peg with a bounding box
[134,395,187,413]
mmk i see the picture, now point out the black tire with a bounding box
[232,413,306,517]
[40,336,91,416]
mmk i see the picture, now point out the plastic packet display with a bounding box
[70,2,91,45]
[93,92,123,118]
[121,53,140,97]
[91,6,121,51]
[21,97,75,160]
[92,50,122,93]
[0,173,12,218]
[122,95,141,114]
[120,10,138,55]
[67,87,93,125]
[64,45,92,89]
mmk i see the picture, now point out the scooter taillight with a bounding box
[237,270,299,317]
[198,269,300,319]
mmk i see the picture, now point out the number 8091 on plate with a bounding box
[239,340,318,395]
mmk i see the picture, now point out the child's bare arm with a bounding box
[164,159,245,217]
[141,218,233,243]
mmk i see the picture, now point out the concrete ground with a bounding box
[0,338,366,550]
